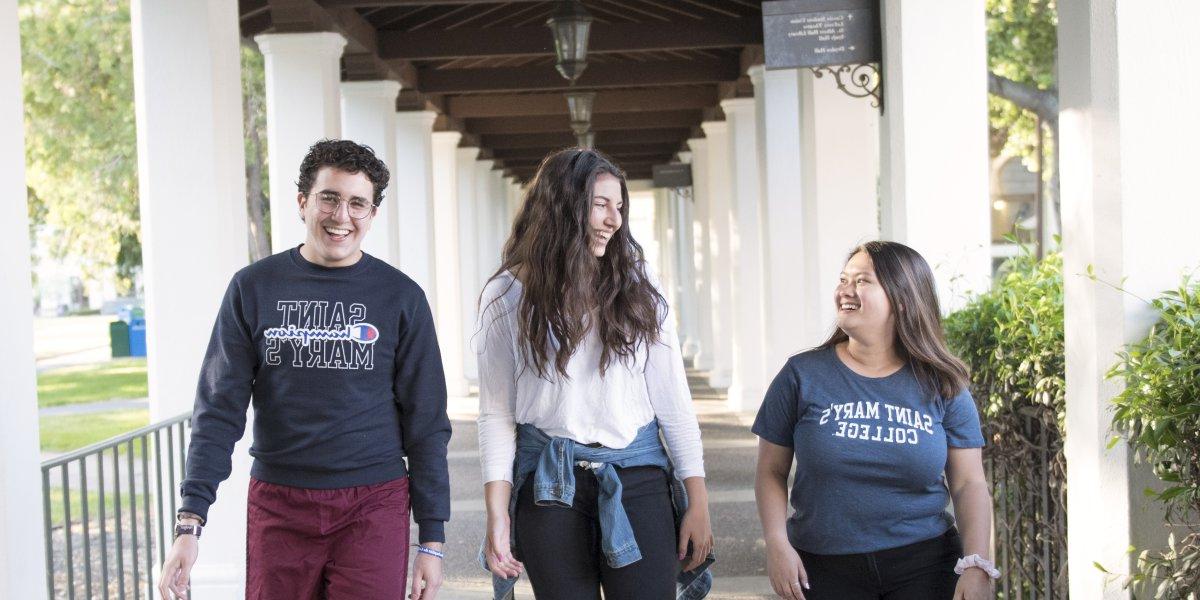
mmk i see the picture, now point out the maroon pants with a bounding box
[246,477,411,599]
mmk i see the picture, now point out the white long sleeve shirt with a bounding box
[475,271,706,484]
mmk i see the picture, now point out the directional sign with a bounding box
[762,0,880,69]
[652,163,692,188]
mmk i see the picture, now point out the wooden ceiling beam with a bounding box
[378,19,761,61]
[489,142,682,161]
[511,166,656,180]
[483,128,690,149]
[319,0,542,6]
[264,0,418,87]
[416,58,740,94]
[447,87,718,118]
[504,156,676,170]
[466,110,702,135]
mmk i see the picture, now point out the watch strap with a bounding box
[174,523,203,540]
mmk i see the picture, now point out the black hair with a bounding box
[296,139,390,205]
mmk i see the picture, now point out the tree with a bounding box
[242,40,270,261]
[987,0,1060,237]
[20,0,139,293]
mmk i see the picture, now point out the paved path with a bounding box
[436,400,776,599]
[40,397,149,417]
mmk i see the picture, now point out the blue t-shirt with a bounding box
[751,345,984,555]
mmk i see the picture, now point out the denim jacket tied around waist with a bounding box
[479,420,714,600]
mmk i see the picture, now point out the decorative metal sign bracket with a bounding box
[810,62,883,113]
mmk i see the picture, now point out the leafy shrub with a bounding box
[1109,276,1200,598]
[945,250,1067,598]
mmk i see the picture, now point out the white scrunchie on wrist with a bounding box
[954,554,1001,579]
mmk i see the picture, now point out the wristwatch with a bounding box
[174,522,203,541]
[174,511,205,540]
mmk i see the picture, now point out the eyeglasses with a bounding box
[313,192,376,220]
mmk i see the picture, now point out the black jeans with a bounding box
[796,528,963,600]
[514,465,679,600]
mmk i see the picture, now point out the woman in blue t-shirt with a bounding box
[753,241,997,600]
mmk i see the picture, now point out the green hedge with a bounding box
[1108,276,1200,597]
[945,250,1067,598]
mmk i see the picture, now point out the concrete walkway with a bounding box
[39,397,148,417]
[436,399,774,599]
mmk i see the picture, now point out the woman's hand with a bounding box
[483,512,523,579]
[677,502,713,572]
[953,567,993,600]
[766,539,809,600]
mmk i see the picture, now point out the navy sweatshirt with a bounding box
[179,246,452,543]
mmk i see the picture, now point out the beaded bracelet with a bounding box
[416,546,445,560]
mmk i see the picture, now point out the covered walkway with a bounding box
[2,1,1199,598]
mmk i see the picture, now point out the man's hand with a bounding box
[410,543,444,600]
[157,523,200,599]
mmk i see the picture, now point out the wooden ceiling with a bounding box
[239,0,765,181]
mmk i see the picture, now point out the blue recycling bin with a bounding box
[128,317,147,357]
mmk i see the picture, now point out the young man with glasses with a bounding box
[158,139,451,600]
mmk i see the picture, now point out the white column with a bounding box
[255,32,346,253]
[687,138,716,372]
[1059,2,1200,597]
[879,0,990,309]
[720,98,770,411]
[489,169,509,266]
[699,121,734,390]
[753,66,807,369]
[394,110,439,301]
[0,3,48,596]
[473,159,498,285]
[341,80,401,265]
[456,148,481,384]
[672,154,700,361]
[506,178,524,224]
[653,187,675,307]
[132,1,251,595]
[798,70,881,349]
[431,132,468,396]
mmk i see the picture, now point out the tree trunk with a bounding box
[989,71,1062,248]
[245,87,270,262]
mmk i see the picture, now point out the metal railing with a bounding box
[986,414,1068,599]
[41,412,192,600]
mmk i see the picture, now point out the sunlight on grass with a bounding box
[40,409,150,453]
[46,489,147,529]
[37,358,148,407]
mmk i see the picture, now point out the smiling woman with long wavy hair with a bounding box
[473,148,715,600]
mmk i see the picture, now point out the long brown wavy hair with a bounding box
[484,148,664,379]
[821,241,971,401]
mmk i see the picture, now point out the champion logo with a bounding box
[263,322,381,346]
[349,323,379,344]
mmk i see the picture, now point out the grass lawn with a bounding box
[37,358,148,408]
[40,409,150,454]
[47,489,148,529]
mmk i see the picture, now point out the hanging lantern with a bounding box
[575,130,595,150]
[565,91,595,125]
[546,0,593,82]
[566,90,595,144]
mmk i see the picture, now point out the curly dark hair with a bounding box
[483,148,665,379]
[295,139,390,205]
